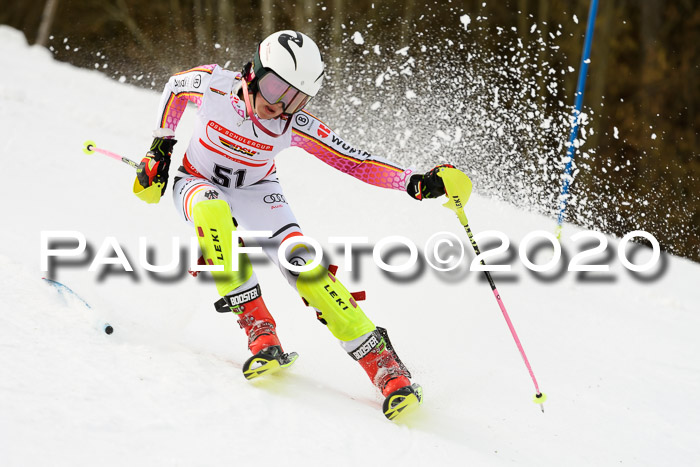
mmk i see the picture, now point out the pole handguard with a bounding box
[437,167,473,224]
[132,179,165,204]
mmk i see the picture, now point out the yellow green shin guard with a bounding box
[296,264,376,342]
[192,199,252,296]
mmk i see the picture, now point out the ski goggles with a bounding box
[256,71,312,115]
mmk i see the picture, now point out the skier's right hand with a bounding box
[136,136,177,195]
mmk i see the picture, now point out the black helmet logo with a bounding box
[278,32,304,70]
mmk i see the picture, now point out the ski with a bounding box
[42,278,113,334]
[383,383,423,421]
[242,345,298,380]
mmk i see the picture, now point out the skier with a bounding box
[134,30,452,420]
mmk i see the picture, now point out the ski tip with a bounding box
[383,383,423,421]
[82,140,97,155]
[242,348,298,380]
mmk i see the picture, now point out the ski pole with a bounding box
[82,140,139,169]
[81,140,164,204]
[438,167,547,412]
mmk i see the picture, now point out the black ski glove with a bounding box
[406,164,455,200]
[136,137,177,196]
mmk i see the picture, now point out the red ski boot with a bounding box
[350,327,423,420]
[215,286,298,379]
[235,297,281,355]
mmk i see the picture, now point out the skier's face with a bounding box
[253,92,285,120]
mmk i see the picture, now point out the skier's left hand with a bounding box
[406,164,455,200]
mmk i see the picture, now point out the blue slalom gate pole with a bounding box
[555,0,599,238]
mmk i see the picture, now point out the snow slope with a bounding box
[1,26,699,466]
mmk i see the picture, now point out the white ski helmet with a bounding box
[253,30,325,98]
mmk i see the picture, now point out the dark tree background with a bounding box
[2,0,698,261]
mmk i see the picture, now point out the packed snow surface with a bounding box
[1,26,699,466]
